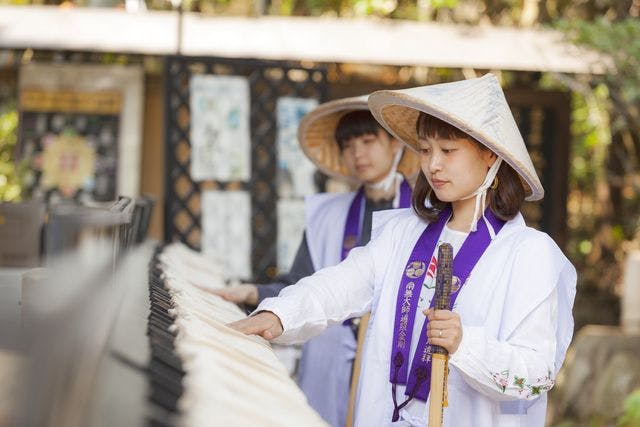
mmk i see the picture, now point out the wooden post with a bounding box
[622,250,640,335]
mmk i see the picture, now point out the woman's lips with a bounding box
[431,179,447,189]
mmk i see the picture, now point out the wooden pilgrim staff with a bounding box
[428,243,453,427]
[345,313,370,427]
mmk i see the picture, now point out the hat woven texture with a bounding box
[368,74,543,201]
[298,95,419,182]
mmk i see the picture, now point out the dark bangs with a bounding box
[416,112,474,142]
[334,110,386,150]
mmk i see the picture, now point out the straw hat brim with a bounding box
[298,96,420,183]
[368,91,543,201]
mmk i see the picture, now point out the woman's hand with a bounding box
[227,311,284,340]
[208,284,259,305]
[424,308,463,354]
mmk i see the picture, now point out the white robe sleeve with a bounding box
[449,288,558,401]
[449,230,575,404]
[255,223,390,345]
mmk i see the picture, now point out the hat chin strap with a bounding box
[365,146,404,193]
[460,157,502,238]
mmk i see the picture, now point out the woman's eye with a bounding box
[442,148,455,154]
[420,148,431,155]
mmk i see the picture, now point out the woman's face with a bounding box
[417,136,496,202]
[341,129,401,184]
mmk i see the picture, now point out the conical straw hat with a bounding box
[368,74,543,201]
[298,95,419,182]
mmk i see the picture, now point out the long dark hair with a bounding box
[412,112,525,223]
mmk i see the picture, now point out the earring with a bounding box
[491,177,499,190]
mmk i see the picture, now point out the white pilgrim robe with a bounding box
[298,185,407,427]
[298,190,359,427]
[258,208,576,427]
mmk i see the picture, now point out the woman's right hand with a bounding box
[227,311,284,341]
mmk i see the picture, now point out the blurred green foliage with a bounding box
[559,18,640,133]
[0,104,26,202]
[553,389,640,426]
[560,18,640,294]
[618,389,640,427]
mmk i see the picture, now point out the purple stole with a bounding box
[341,179,412,260]
[389,207,506,421]
[341,179,412,327]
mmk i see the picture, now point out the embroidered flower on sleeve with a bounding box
[491,370,555,397]
[524,372,555,398]
[514,376,525,390]
[529,385,542,396]
[491,370,510,392]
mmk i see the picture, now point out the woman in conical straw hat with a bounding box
[229,75,576,427]
[211,95,419,427]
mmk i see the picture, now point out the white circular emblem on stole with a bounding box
[405,261,426,279]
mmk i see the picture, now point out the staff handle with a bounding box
[428,243,453,427]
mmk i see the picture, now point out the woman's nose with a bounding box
[428,152,443,172]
